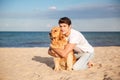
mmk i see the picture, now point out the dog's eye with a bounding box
[51,37,56,40]
[54,30,57,32]
[53,37,56,39]
[61,36,64,39]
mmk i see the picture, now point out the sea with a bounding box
[0,31,120,47]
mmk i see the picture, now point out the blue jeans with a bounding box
[73,52,94,70]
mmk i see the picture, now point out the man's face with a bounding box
[59,23,71,35]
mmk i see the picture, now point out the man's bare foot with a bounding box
[87,61,94,68]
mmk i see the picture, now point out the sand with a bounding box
[0,46,120,80]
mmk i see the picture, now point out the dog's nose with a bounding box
[49,33,51,36]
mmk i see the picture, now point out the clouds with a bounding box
[0,18,56,31]
[48,6,57,10]
[46,4,120,19]
[1,3,119,20]
[0,0,120,31]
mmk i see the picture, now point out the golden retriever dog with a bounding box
[49,26,76,71]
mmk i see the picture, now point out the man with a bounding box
[48,17,94,70]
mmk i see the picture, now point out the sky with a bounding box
[0,0,120,31]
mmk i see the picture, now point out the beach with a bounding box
[0,46,120,80]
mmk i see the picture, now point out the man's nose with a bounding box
[60,27,64,31]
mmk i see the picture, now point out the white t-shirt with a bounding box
[68,28,94,53]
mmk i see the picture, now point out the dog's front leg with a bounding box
[67,52,74,71]
[54,57,61,71]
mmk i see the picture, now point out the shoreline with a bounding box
[0,46,120,80]
[0,45,119,48]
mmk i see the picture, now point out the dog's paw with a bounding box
[54,67,61,71]
[67,68,72,71]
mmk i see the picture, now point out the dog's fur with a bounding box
[49,26,76,71]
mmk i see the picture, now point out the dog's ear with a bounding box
[59,31,64,40]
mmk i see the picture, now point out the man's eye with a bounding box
[63,25,66,27]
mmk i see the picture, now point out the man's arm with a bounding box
[51,43,75,58]
[48,48,59,57]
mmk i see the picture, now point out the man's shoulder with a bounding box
[71,28,81,35]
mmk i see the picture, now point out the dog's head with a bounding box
[49,26,64,41]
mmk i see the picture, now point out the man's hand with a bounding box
[48,48,60,57]
[51,48,68,58]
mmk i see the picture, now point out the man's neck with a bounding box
[65,29,71,37]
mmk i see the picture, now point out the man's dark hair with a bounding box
[58,17,71,25]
